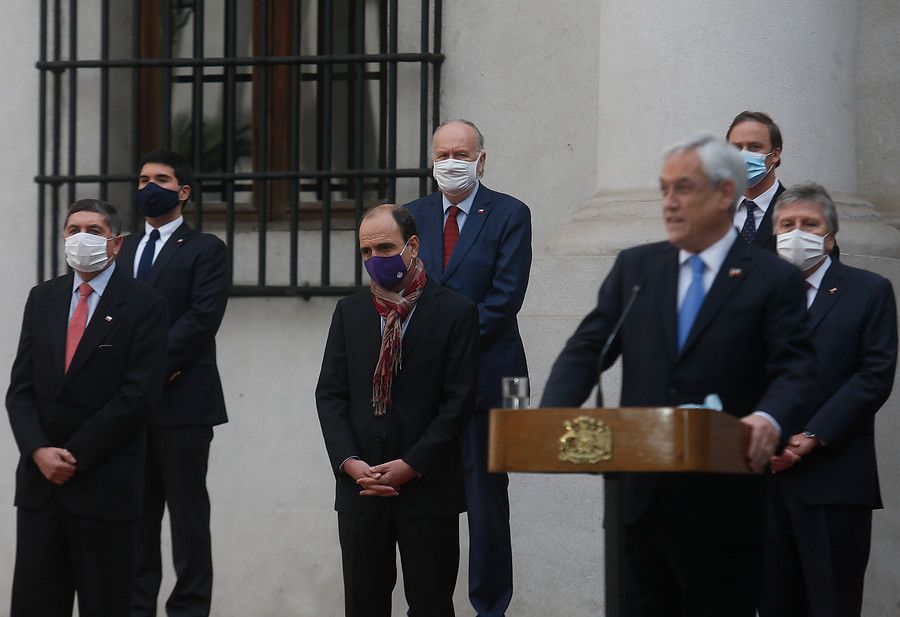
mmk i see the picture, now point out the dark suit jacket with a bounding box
[541,238,816,538]
[405,185,531,409]
[316,279,479,515]
[118,222,229,426]
[743,181,784,252]
[775,260,896,508]
[6,266,168,520]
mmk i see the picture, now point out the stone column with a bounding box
[549,0,900,258]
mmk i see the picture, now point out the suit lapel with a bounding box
[808,260,843,330]
[752,182,782,248]
[442,185,493,282]
[653,244,680,361]
[753,206,773,248]
[401,279,440,356]
[51,273,75,376]
[417,194,445,278]
[679,240,751,357]
[118,232,139,275]
[148,222,192,286]
[63,268,127,382]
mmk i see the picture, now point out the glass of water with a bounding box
[501,376,530,409]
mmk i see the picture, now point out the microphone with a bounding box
[596,282,642,407]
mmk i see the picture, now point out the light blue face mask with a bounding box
[741,149,773,188]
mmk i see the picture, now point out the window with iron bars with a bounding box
[36,0,443,297]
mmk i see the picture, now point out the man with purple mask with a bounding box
[317,204,479,617]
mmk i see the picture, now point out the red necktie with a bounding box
[65,282,92,373]
[443,205,461,269]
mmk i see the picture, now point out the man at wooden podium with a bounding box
[541,133,816,617]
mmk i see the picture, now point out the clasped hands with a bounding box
[32,447,78,485]
[769,432,820,473]
[343,458,417,497]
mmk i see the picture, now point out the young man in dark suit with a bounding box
[6,199,169,617]
[117,150,230,617]
[727,111,785,250]
[760,184,897,617]
[405,119,531,617]
[541,134,816,617]
[317,204,478,617]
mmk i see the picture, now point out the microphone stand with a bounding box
[596,282,641,617]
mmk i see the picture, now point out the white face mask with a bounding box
[432,153,481,196]
[776,228,828,271]
[65,232,113,273]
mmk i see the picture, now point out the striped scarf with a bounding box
[370,257,426,415]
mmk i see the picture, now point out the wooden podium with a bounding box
[488,406,751,474]
[488,407,752,616]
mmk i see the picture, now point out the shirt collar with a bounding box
[73,260,116,295]
[741,179,781,212]
[442,181,480,216]
[144,216,184,244]
[805,255,832,291]
[678,226,737,272]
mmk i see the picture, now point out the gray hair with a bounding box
[663,133,747,214]
[434,118,485,151]
[65,199,122,236]
[772,183,839,235]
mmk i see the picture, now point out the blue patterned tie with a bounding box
[136,228,160,281]
[678,255,706,351]
[739,200,757,244]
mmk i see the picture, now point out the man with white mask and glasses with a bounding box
[6,199,168,617]
[726,110,785,251]
[760,183,897,617]
[405,119,532,617]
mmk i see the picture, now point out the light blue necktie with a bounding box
[678,255,706,351]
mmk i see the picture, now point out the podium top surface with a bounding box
[488,407,752,475]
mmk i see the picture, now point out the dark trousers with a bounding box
[622,498,761,617]
[132,425,214,617]
[758,479,872,617]
[12,502,137,617]
[463,410,513,617]
[338,505,459,617]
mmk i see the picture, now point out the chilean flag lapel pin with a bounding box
[477,208,485,215]
[828,287,838,294]
[728,268,742,277]
[105,315,113,322]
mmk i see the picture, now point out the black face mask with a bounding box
[136,182,181,218]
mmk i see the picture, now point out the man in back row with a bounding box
[119,150,230,617]
[727,110,785,250]
[761,183,897,617]
[405,119,532,617]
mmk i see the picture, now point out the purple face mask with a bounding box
[364,240,410,289]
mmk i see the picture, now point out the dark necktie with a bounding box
[739,200,757,244]
[678,255,706,351]
[136,228,161,281]
[443,206,461,269]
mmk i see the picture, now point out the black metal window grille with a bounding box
[36,0,443,297]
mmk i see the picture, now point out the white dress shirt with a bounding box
[804,256,832,309]
[441,181,480,233]
[69,262,116,324]
[132,216,184,277]
[675,226,780,435]
[733,179,782,232]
